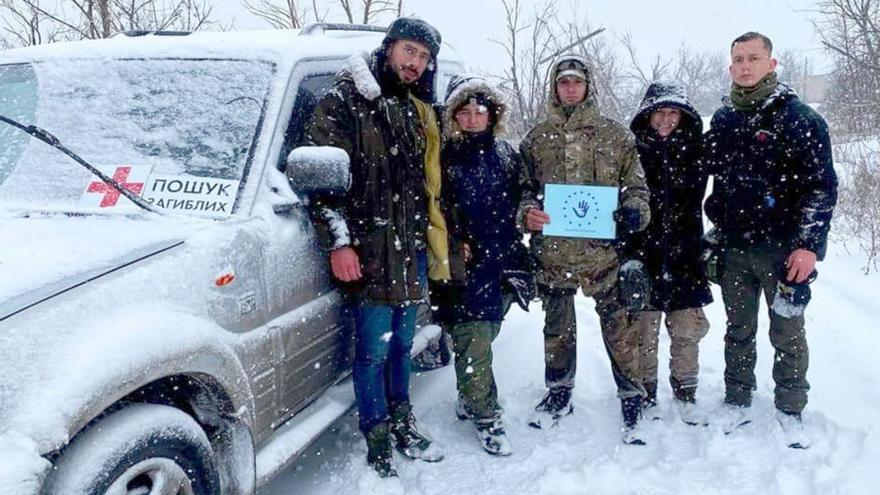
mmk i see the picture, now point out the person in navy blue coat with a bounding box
[627,80,713,424]
[440,74,533,456]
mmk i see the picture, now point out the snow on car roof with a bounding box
[0,28,462,68]
[0,29,376,65]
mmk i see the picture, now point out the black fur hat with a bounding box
[384,16,442,59]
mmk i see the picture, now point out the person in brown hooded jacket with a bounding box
[306,17,446,477]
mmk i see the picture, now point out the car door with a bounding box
[262,60,356,427]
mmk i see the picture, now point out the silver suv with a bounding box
[0,25,461,494]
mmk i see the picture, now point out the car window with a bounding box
[278,72,336,171]
[0,59,276,218]
[0,64,38,187]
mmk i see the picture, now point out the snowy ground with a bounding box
[260,239,879,495]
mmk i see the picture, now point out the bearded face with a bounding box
[386,39,432,84]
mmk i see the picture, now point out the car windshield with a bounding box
[0,58,275,218]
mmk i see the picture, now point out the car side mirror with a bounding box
[286,146,351,196]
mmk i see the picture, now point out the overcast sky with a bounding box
[213,0,832,75]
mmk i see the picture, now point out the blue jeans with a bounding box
[353,252,426,433]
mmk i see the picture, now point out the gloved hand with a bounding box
[613,207,643,235]
[503,269,536,312]
[771,269,817,318]
[700,228,724,285]
[700,248,724,285]
[618,260,651,312]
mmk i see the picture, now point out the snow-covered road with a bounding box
[260,241,879,495]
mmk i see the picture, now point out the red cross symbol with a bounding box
[86,167,144,207]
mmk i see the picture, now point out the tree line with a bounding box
[2,0,877,271]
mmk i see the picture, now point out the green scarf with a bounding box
[730,72,778,111]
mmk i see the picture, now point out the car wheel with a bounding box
[45,403,220,495]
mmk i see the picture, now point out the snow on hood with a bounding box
[0,215,253,456]
[630,79,703,136]
[0,216,198,314]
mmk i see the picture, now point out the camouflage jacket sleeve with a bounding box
[304,86,355,251]
[515,133,542,232]
[791,108,838,259]
[618,132,651,232]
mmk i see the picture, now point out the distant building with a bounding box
[799,74,830,105]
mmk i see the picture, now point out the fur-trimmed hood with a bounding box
[442,74,508,140]
[342,47,437,103]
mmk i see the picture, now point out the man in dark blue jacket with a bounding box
[704,32,837,449]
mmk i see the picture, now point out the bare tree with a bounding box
[809,1,880,271]
[834,143,880,273]
[490,0,560,137]
[810,0,880,136]
[112,0,220,33]
[668,47,728,116]
[490,0,803,134]
[776,49,812,96]
[360,0,395,24]
[569,20,629,121]
[0,0,222,46]
[620,31,672,87]
[490,0,633,134]
[335,0,353,22]
[330,0,394,24]
[1,0,65,45]
[243,0,321,29]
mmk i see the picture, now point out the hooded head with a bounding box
[548,54,598,117]
[630,80,702,140]
[443,74,508,140]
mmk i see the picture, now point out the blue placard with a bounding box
[542,184,619,239]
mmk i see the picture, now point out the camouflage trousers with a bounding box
[720,246,810,414]
[633,308,710,392]
[541,284,644,399]
[452,294,513,420]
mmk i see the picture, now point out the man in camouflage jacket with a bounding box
[518,54,652,444]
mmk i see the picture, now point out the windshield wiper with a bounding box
[0,113,158,214]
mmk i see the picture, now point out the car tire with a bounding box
[44,403,220,495]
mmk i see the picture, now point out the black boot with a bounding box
[365,422,397,478]
[674,386,696,404]
[527,386,574,429]
[389,401,445,462]
[671,376,696,404]
[621,397,646,445]
[642,381,661,420]
[643,381,658,407]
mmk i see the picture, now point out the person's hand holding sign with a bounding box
[526,207,551,232]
